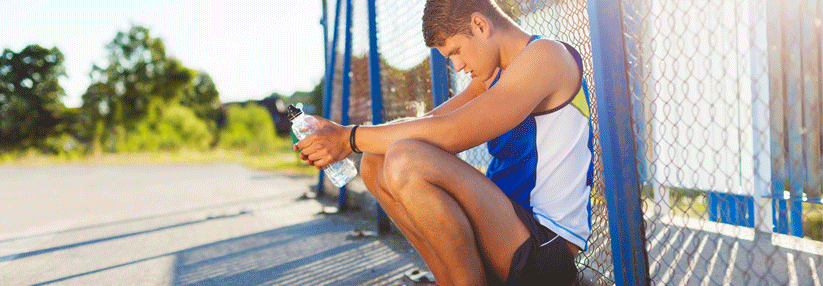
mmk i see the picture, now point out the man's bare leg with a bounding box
[360,153,453,284]
[381,139,532,285]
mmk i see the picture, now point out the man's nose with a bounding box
[450,58,465,73]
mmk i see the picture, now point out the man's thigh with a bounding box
[383,139,531,279]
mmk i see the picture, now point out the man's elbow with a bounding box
[439,139,473,155]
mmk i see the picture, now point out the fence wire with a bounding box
[375,0,433,122]
[622,0,823,285]
[329,0,434,125]
[325,0,614,284]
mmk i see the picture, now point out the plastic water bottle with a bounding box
[288,104,357,187]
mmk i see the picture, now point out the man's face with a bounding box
[437,32,496,82]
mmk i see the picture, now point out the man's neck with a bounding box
[496,28,532,70]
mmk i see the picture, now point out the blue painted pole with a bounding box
[317,0,328,196]
[318,0,344,196]
[321,0,328,65]
[430,48,449,106]
[367,0,391,233]
[337,0,354,211]
[587,0,650,285]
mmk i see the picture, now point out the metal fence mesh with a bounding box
[326,0,373,125]
[621,0,823,284]
[375,0,433,122]
[322,0,823,284]
[326,0,614,284]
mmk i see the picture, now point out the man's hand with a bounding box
[293,116,353,170]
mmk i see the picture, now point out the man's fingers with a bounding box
[315,156,340,169]
[293,134,316,151]
[306,150,329,163]
[300,143,324,159]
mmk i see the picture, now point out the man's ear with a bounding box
[470,12,491,38]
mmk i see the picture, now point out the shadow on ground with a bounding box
[32,207,423,286]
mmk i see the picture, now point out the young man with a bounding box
[293,0,592,285]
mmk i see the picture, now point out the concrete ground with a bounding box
[0,164,428,285]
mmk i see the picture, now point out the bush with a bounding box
[123,104,213,152]
[805,205,823,242]
[219,104,277,155]
[42,134,85,160]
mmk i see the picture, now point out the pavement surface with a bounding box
[0,164,428,285]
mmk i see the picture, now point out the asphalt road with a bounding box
[0,164,426,285]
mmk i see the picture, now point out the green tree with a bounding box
[85,25,174,129]
[0,45,68,150]
[181,72,221,122]
[219,104,277,155]
[81,25,221,151]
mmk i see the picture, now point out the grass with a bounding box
[0,136,318,176]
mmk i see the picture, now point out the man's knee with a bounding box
[360,152,382,180]
[382,139,428,195]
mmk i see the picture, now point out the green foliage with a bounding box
[804,204,823,242]
[182,72,221,122]
[0,45,68,150]
[219,104,277,155]
[83,25,171,127]
[78,25,222,152]
[118,102,212,152]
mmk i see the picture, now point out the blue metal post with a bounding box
[318,0,344,196]
[587,0,650,285]
[367,0,391,233]
[321,0,328,64]
[337,0,354,211]
[430,48,449,106]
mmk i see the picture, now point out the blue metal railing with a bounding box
[336,0,354,211]
[367,0,390,233]
[318,0,344,198]
[587,0,650,285]
[430,48,449,107]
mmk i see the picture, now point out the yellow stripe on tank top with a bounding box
[569,87,589,118]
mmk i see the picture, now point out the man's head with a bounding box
[422,0,512,48]
[423,0,516,82]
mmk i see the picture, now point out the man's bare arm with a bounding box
[345,41,577,154]
[294,40,579,166]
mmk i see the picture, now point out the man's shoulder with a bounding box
[519,38,570,63]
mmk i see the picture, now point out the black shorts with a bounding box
[506,200,578,286]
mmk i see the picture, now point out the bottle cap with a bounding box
[287,104,302,121]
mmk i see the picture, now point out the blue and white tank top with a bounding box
[486,35,593,251]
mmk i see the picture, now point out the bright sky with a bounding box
[1,0,326,108]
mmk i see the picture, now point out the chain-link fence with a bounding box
[320,0,823,284]
[621,0,823,284]
[324,0,434,125]
[321,0,614,284]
